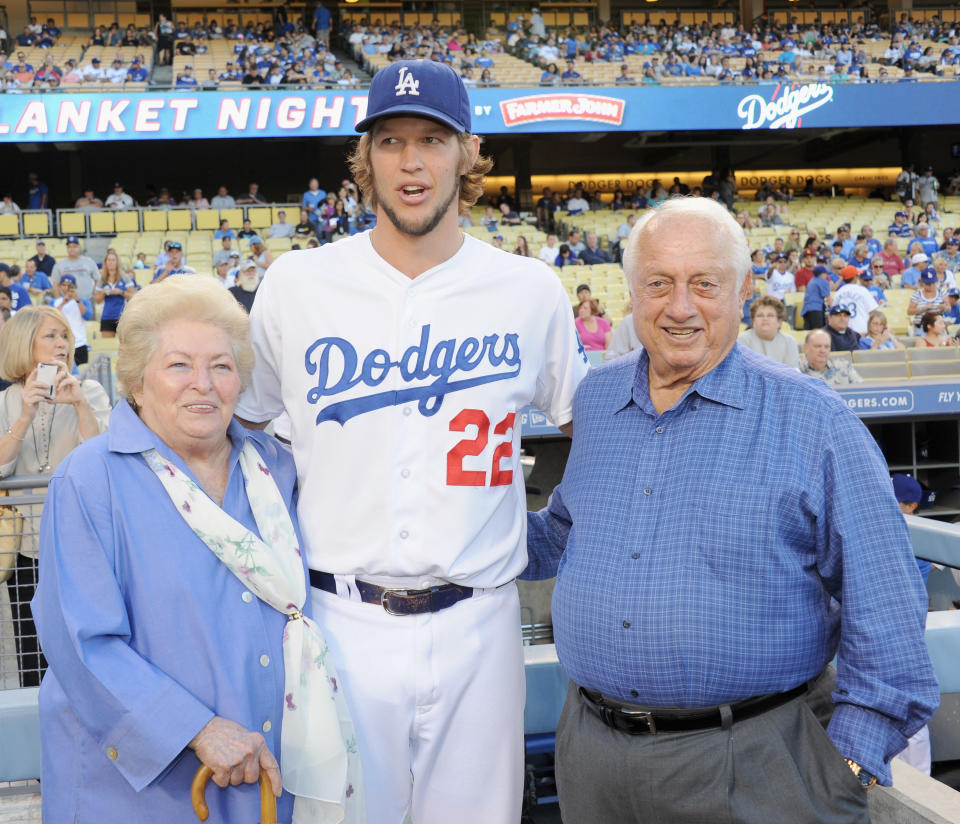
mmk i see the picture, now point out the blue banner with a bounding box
[0,81,957,142]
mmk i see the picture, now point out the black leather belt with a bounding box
[579,681,809,735]
[309,569,474,616]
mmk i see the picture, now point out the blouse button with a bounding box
[242,591,253,603]
[262,720,272,733]
[106,747,118,760]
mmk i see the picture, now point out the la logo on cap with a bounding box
[394,65,420,97]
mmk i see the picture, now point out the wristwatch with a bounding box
[844,758,877,790]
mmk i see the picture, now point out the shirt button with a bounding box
[262,720,272,733]
[655,426,664,434]
[403,407,412,416]
[106,747,118,760]
[401,468,410,478]
[241,591,253,603]
[631,552,640,559]
[399,529,409,539]
[643,488,652,496]
[259,654,270,667]
[630,689,639,698]
[622,620,631,628]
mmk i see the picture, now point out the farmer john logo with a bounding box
[737,83,834,130]
[500,94,625,127]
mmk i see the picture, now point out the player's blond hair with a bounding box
[348,130,493,216]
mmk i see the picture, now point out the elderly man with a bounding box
[525,197,936,823]
[800,328,863,385]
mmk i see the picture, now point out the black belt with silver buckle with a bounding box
[309,569,474,616]
[579,681,809,735]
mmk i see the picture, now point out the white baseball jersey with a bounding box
[237,231,588,588]
[766,268,795,302]
[833,283,879,335]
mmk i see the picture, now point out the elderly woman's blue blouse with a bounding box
[32,400,306,823]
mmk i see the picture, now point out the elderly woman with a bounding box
[32,278,361,822]
[738,295,800,369]
[0,306,110,687]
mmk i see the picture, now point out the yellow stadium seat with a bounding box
[89,211,115,234]
[114,211,140,232]
[247,207,272,229]
[0,215,19,236]
[220,208,243,228]
[167,209,193,232]
[857,362,910,381]
[142,210,168,232]
[60,211,87,235]
[195,209,220,230]
[22,212,50,236]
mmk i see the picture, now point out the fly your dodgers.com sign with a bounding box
[0,83,956,142]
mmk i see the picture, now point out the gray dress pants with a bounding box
[555,668,870,824]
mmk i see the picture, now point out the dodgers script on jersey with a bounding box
[237,232,589,587]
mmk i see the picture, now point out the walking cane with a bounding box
[191,764,278,824]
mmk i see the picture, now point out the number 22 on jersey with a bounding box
[446,409,516,487]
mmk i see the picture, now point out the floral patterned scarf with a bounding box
[143,441,364,824]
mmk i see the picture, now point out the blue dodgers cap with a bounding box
[892,473,922,504]
[920,267,938,283]
[828,304,850,315]
[356,59,471,134]
[66,235,79,245]
[812,265,829,276]
[59,273,77,284]
[167,240,182,250]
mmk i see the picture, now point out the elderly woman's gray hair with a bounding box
[116,275,254,405]
[622,197,751,289]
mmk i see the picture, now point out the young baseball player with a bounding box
[236,60,588,822]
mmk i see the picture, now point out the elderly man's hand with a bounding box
[188,716,282,797]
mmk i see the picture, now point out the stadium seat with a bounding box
[907,348,960,362]
[22,212,50,236]
[0,215,19,236]
[142,210,168,232]
[195,209,220,231]
[856,362,910,381]
[167,210,193,232]
[59,211,87,236]
[114,211,140,233]
[910,360,960,379]
[247,207,272,229]
[853,349,907,364]
[89,211,115,234]
[220,208,244,228]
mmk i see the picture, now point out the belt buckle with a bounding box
[380,588,411,616]
[621,708,657,734]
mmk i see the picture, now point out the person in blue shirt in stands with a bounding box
[801,263,832,329]
[175,63,198,87]
[126,58,149,82]
[525,197,938,824]
[888,210,914,238]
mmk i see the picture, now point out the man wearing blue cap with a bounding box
[801,263,832,329]
[237,59,588,822]
[51,236,98,302]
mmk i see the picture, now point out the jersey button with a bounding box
[655,426,664,434]
[402,407,412,416]
[401,468,410,478]
[260,654,270,667]
[242,591,253,603]
[399,529,409,539]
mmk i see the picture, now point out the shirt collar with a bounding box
[629,342,748,414]
[107,398,251,465]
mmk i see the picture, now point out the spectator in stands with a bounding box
[793,248,816,291]
[0,264,30,312]
[185,188,209,210]
[152,241,196,281]
[497,201,521,227]
[60,59,82,84]
[738,296,799,369]
[74,189,103,211]
[902,252,928,288]
[888,210,913,238]
[0,306,110,687]
[105,57,126,84]
[860,309,904,351]
[236,182,267,205]
[539,62,560,85]
[0,193,20,215]
[52,275,90,365]
[513,236,530,257]
[909,268,946,333]
[214,219,236,240]
[323,201,350,243]
[490,234,504,249]
[213,236,235,268]
[897,164,920,203]
[801,264,831,329]
[27,172,47,210]
[561,59,582,85]
[555,243,581,267]
[832,265,878,335]
[574,298,610,352]
[566,228,586,256]
[81,55,105,83]
[105,182,134,210]
[229,259,260,312]
[248,236,272,274]
[800,328,863,385]
[944,288,960,326]
[615,63,635,84]
[538,234,560,265]
[918,166,940,207]
[566,188,589,215]
[579,233,612,265]
[94,248,137,337]
[268,209,295,239]
[51,237,98,302]
[21,259,51,300]
[202,69,219,90]
[861,267,887,306]
[28,240,54,277]
[301,177,325,231]
[210,185,235,209]
[933,255,955,290]
[826,305,860,351]
[914,222,939,259]
[294,210,314,239]
[175,64,198,88]
[878,238,906,282]
[917,310,957,347]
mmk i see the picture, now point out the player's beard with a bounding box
[374,174,460,238]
